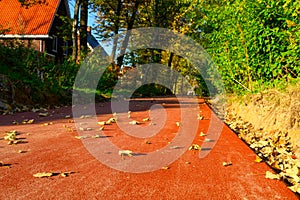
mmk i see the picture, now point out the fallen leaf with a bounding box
[265,171,280,180]
[199,132,207,137]
[38,112,49,117]
[162,166,169,170]
[288,184,300,193]
[142,118,150,122]
[74,136,88,139]
[176,122,181,127]
[254,155,263,163]
[189,144,201,151]
[60,172,74,177]
[42,122,53,126]
[97,121,106,126]
[203,138,213,142]
[65,115,71,118]
[118,150,133,157]
[129,120,139,125]
[33,172,53,178]
[222,161,232,166]
[128,111,131,118]
[145,141,151,144]
[197,114,204,120]
[22,119,34,124]
[169,146,181,149]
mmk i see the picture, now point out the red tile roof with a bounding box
[0,0,60,36]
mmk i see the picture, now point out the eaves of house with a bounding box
[0,0,70,39]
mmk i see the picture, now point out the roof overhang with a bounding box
[0,34,51,39]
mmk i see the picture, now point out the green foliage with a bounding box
[0,44,78,106]
[197,0,300,94]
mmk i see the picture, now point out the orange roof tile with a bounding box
[0,0,60,36]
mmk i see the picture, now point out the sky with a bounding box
[68,1,96,27]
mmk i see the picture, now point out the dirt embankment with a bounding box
[225,84,300,193]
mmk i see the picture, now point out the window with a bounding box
[63,41,68,55]
[52,35,58,52]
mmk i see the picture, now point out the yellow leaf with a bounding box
[254,155,263,163]
[222,161,232,166]
[97,121,106,126]
[199,132,206,137]
[265,171,280,180]
[129,120,139,125]
[33,172,53,178]
[142,117,150,122]
[189,144,201,151]
[162,166,169,170]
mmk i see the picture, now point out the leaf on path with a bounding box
[42,122,53,126]
[254,155,263,163]
[129,120,139,125]
[189,144,201,151]
[74,136,88,139]
[142,118,150,122]
[97,121,106,126]
[265,171,280,180]
[118,150,133,158]
[62,125,73,132]
[222,161,232,167]
[197,114,204,120]
[107,117,117,124]
[176,122,181,127]
[33,172,53,178]
[162,166,169,170]
[0,161,11,168]
[169,146,181,149]
[199,132,207,137]
[60,172,74,177]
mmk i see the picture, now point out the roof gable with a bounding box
[0,0,65,36]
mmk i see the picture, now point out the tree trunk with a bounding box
[80,0,88,55]
[117,1,140,68]
[71,0,80,62]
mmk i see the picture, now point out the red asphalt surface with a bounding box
[0,97,297,199]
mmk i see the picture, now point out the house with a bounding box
[0,0,71,63]
[0,0,103,63]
